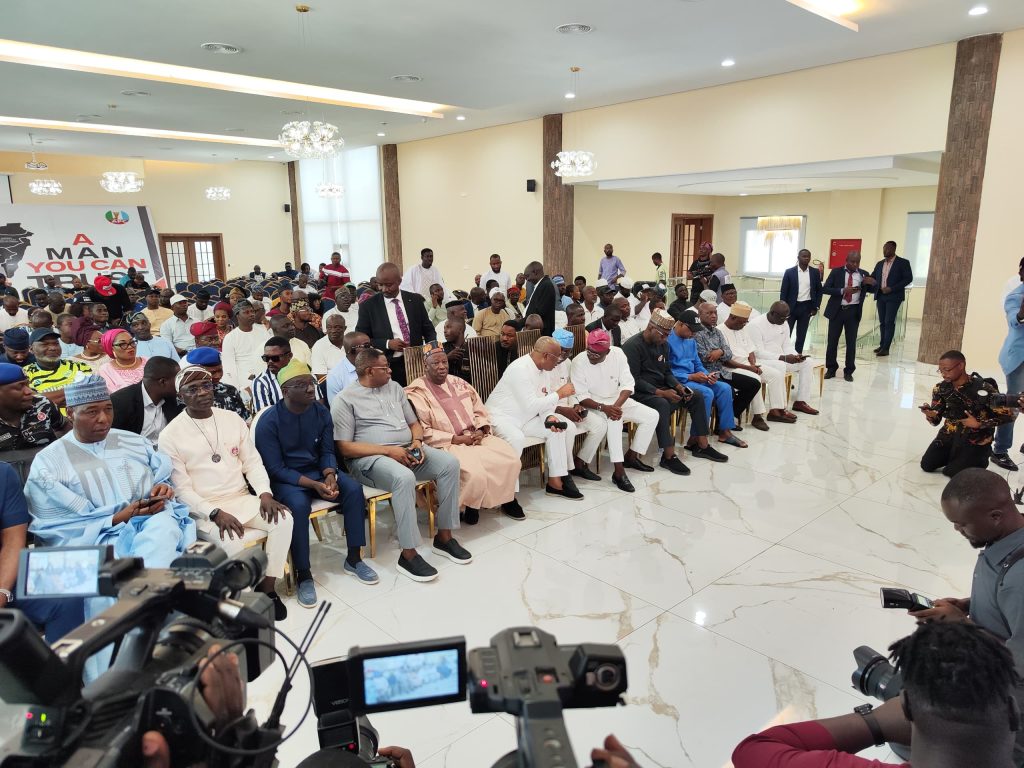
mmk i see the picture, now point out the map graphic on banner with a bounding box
[0,204,165,294]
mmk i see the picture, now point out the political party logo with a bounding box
[0,222,33,278]
[105,210,130,225]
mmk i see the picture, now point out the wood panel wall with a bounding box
[542,114,574,280]
[381,144,403,270]
[287,161,301,266]
[919,34,1002,362]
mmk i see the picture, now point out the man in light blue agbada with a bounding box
[993,257,1024,472]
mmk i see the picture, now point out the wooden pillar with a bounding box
[919,34,1002,362]
[286,161,301,265]
[381,144,403,269]
[543,114,574,279]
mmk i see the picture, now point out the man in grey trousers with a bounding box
[332,347,471,582]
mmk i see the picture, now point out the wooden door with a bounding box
[670,215,714,278]
[158,234,226,286]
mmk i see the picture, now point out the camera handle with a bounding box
[491,707,581,768]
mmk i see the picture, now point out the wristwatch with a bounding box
[210,509,221,521]
[854,703,886,746]
[0,588,13,605]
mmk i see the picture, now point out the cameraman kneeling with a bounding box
[732,622,1020,767]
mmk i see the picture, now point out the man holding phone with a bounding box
[748,301,819,419]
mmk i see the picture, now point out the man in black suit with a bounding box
[521,261,556,336]
[779,249,822,354]
[822,251,876,382]
[870,241,914,357]
[110,356,182,443]
[585,305,623,347]
[355,262,436,386]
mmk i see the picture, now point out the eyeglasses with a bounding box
[262,353,293,363]
[181,381,215,395]
[352,342,373,350]
[369,365,392,372]
[113,339,138,349]
[283,380,317,390]
[586,349,608,359]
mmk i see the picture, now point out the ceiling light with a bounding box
[969,4,989,15]
[376,132,386,137]
[205,186,231,201]
[455,115,466,121]
[120,89,151,97]
[555,23,593,34]
[0,39,448,118]
[200,42,243,55]
[279,120,344,158]
[721,58,736,67]
[224,127,246,133]
[267,155,276,159]
[564,92,576,99]
[29,179,62,196]
[564,66,582,101]
[0,116,280,147]
[391,75,422,82]
[316,182,344,199]
[100,171,143,193]
[23,132,47,170]
[551,150,595,178]
[739,192,749,196]
[784,0,860,31]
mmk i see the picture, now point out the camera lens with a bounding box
[592,663,621,691]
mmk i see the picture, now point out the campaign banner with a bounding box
[0,204,165,294]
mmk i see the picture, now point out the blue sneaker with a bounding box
[344,559,380,585]
[296,579,318,608]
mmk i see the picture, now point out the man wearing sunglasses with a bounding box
[251,336,313,413]
[326,331,371,404]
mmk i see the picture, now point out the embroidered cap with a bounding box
[729,302,753,319]
[65,374,110,407]
[553,328,574,349]
[586,329,611,353]
[649,308,675,331]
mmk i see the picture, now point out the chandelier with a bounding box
[278,120,344,159]
[29,179,62,196]
[205,186,231,201]
[24,133,47,170]
[100,171,143,193]
[316,181,344,199]
[551,150,595,178]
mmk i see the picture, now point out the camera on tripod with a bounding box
[0,542,277,767]
[309,626,628,768]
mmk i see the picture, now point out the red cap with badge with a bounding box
[93,275,116,297]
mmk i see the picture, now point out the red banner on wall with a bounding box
[829,238,863,269]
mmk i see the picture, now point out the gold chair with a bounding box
[467,336,500,401]
[568,324,586,357]
[364,481,436,558]
[403,344,426,384]
[515,329,541,356]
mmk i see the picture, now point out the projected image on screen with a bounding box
[26,549,99,597]
[363,649,459,706]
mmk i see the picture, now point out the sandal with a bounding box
[719,434,748,448]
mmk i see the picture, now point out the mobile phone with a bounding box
[407,448,423,462]
[880,587,933,611]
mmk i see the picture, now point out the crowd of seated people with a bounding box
[0,251,826,648]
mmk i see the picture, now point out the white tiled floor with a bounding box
[243,323,1022,767]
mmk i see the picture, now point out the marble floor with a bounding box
[242,321,1022,768]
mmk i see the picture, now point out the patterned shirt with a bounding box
[24,359,94,398]
[693,325,734,379]
[926,374,1013,446]
[0,394,67,451]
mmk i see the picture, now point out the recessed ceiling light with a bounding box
[75,114,101,122]
[224,127,246,133]
[377,132,386,137]
[969,4,989,15]
[556,23,593,34]
[200,42,243,55]
[455,115,466,121]
[564,91,576,99]
[267,155,276,159]
[739,192,749,196]
[392,75,422,82]
[0,115,280,147]
[120,89,151,97]
[721,58,736,67]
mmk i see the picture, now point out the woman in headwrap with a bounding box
[505,285,525,319]
[70,326,108,368]
[213,301,233,343]
[227,286,248,307]
[95,328,147,393]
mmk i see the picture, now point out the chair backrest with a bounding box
[1,448,43,485]
[568,324,586,357]
[515,329,541,359]
[467,336,500,401]
[403,344,426,384]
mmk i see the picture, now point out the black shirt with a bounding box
[622,334,680,394]
[496,340,517,378]
[443,340,472,383]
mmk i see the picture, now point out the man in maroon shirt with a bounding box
[732,622,1019,768]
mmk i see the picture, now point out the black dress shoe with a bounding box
[690,444,729,463]
[623,455,655,472]
[611,473,635,492]
[876,349,890,357]
[659,455,691,475]
[824,370,836,380]
[732,424,743,432]
[463,507,480,525]
[844,373,854,382]
[570,466,601,482]
[991,452,1019,471]
[545,482,584,499]
[500,499,526,519]
[873,346,881,353]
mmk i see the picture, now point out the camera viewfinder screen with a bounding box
[25,549,100,597]
[363,649,460,707]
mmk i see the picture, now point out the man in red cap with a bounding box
[190,320,221,350]
[87,274,133,324]
[570,329,660,492]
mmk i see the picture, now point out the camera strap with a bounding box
[993,545,1024,638]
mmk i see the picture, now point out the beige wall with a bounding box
[964,28,1024,375]
[397,119,543,284]
[3,154,294,277]
[563,45,954,181]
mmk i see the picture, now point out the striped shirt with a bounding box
[24,359,93,396]
[251,368,321,414]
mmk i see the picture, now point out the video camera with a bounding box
[0,542,278,768]
[308,626,628,768]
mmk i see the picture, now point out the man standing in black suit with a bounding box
[870,241,914,357]
[355,262,436,386]
[821,251,876,382]
[522,261,556,335]
[110,356,182,445]
[779,249,822,354]
[585,305,623,347]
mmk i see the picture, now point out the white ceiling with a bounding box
[0,0,1022,164]
[595,153,944,196]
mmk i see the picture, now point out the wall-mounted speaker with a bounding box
[284,203,291,213]
[526,179,537,192]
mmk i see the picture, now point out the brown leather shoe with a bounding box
[766,410,797,424]
[792,401,819,415]
[750,415,770,431]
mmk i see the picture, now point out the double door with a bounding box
[159,234,225,285]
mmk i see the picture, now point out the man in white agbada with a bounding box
[718,301,775,432]
[404,247,447,299]
[158,365,292,620]
[486,336,585,501]
[748,300,819,422]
